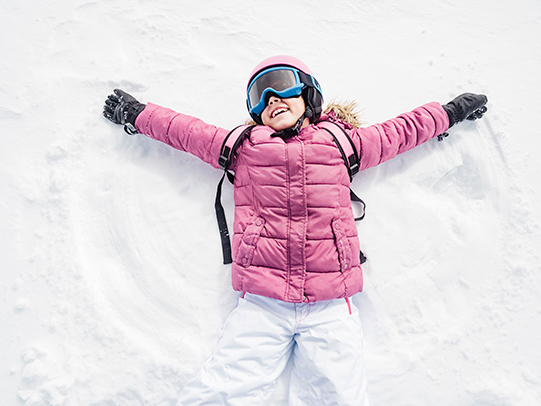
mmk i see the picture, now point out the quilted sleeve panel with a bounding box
[135,102,230,169]
[348,102,450,171]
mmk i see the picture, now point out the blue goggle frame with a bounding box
[247,67,314,116]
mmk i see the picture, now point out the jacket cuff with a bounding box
[134,102,160,135]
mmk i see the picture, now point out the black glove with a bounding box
[442,93,488,127]
[103,89,146,133]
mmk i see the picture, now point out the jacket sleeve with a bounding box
[134,102,230,169]
[349,102,450,171]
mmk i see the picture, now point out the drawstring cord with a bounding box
[345,297,352,315]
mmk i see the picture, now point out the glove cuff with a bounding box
[124,103,146,125]
[442,104,457,128]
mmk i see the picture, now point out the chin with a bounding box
[267,117,298,131]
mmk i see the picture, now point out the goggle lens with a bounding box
[247,68,304,115]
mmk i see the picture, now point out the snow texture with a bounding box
[1,0,541,405]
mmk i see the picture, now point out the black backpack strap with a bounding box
[218,125,255,170]
[352,186,367,264]
[350,188,366,222]
[215,125,255,264]
[215,172,232,264]
[318,121,359,180]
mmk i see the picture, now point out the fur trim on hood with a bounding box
[245,100,363,129]
[323,100,363,129]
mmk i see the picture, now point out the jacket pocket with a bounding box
[331,218,352,272]
[236,216,265,268]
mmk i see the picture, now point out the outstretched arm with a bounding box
[102,89,229,169]
[349,93,487,171]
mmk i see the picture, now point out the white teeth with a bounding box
[272,108,288,118]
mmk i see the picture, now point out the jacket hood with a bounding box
[322,100,363,129]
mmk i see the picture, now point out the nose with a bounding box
[268,95,281,106]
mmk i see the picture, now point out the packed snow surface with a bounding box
[1,0,541,405]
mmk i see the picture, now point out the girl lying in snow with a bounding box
[103,55,487,405]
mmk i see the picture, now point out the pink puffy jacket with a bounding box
[135,102,449,303]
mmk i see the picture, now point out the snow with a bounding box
[1,0,540,404]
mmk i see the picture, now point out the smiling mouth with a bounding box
[271,108,289,118]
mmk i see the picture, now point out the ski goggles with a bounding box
[247,67,319,116]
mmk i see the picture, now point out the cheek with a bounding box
[261,110,271,125]
[261,106,272,119]
[290,98,306,114]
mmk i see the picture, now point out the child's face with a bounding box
[261,95,309,131]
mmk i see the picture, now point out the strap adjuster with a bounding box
[218,147,231,170]
[123,123,138,135]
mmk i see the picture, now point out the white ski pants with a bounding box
[177,293,369,406]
